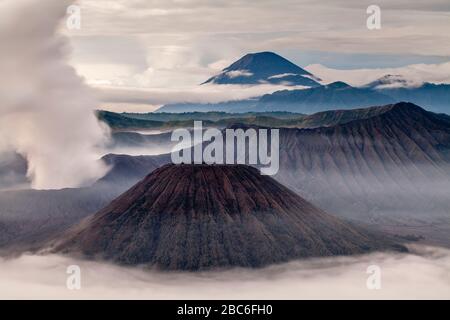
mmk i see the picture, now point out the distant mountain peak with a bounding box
[325,81,351,89]
[223,51,310,74]
[364,74,421,89]
[202,52,321,87]
[383,101,429,115]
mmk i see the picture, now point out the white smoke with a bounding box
[0,0,109,189]
[0,245,449,299]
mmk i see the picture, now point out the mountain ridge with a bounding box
[157,81,397,113]
[272,102,450,225]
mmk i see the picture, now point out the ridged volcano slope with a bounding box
[275,102,450,220]
[51,164,403,270]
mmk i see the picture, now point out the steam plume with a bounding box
[0,0,108,189]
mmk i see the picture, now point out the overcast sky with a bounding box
[61,0,450,110]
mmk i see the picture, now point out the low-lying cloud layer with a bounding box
[0,0,109,189]
[306,62,450,87]
[96,83,308,112]
[0,246,448,299]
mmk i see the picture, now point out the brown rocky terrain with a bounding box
[51,164,404,270]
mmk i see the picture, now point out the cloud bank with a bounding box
[306,62,450,87]
[95,60,450,112]
[0,246,449,299]
[0,0,109,189]
[66,0,450,91]
[95,83,309,112]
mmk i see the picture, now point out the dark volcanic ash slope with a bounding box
[275,102,450,222]
[51,164,402,270]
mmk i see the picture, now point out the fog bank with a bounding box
[0,245,448,299]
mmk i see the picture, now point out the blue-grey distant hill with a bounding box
[157,79,450,114]
[256,81,395,113]
[374,83,450,114]
[157,81,395,113]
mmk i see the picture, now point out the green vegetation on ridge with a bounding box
[97,104,416,131]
